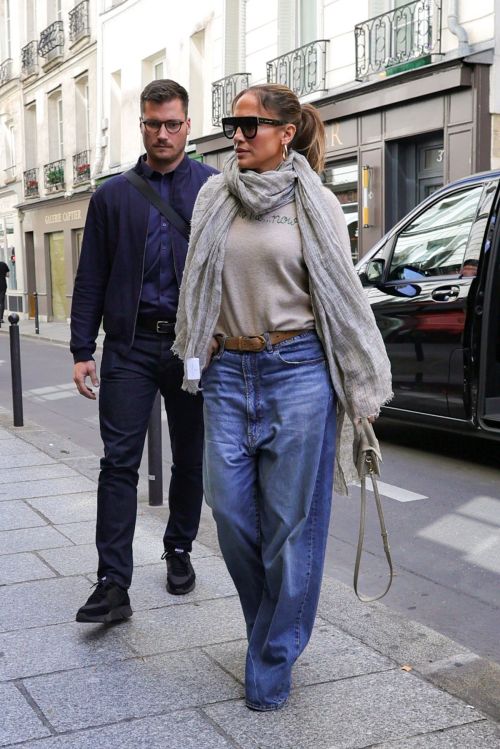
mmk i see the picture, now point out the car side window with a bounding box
[387,186,484,282]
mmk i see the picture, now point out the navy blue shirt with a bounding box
[138,158,179,319]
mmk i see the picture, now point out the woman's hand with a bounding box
[203,337,220,370]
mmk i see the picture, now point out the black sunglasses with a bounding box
[221,116,286,139]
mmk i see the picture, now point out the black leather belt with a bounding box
[136,316,176,334]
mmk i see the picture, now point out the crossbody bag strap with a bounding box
[124,169,190,241]
[354,470,394,603]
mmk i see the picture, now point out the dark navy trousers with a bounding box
[96,328,204,589]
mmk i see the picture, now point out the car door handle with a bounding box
[431,286,460,302]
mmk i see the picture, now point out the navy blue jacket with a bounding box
[70,154,218,363]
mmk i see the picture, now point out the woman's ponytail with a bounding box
[291,104,325,174]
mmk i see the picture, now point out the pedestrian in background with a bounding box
[70,79,217,623]
[0,259,9,325]
[174,83,392,710]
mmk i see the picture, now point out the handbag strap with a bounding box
[124,169,190,241]
[354,464,394,603]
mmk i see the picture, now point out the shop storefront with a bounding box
[18,192,91,321]
[193,57,490,261]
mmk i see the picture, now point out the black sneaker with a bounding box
[162,550,196,595]
[76,580,132,623]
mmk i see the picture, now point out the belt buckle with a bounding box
[156,320,173,333]
[239,335,265,351]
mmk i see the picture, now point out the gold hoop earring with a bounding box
[282,143,288,161]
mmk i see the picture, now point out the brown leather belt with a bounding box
[219,330,307,352]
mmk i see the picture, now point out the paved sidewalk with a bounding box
[1,407,500,748]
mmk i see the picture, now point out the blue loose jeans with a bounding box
[202,331,336,710]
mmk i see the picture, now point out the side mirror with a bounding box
[360,258,385,286]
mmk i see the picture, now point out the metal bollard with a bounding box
[34,292,40,334]
[147,391,163,506]
[8,313,24,427]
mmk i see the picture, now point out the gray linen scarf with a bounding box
[173,151,392,493]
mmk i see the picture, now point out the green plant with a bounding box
[47,167,64,184]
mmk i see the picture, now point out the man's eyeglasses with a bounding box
[221,116,286,140]
[140,118,186,134]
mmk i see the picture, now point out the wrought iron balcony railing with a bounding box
[212,73,250,127]
[73,149,91,184]
[355,0,442,80]
[69,0,90,44]
[0,58,13,87]
[38,20,64,61]
[21,41,39,77]
[24,168,39,198]
[44,159,65,193]
[266,40,329,98]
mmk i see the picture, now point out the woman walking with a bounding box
[174,84,392,711]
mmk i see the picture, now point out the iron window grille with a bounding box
[38,20,64,61]
[69,0,90,43]
[266,40,329,98]
[73,149,91,184]
[44,159,65,193]
[355,0,442,80]
[212,73,250,128]
[24,168,39,198]
[21,41,38,77]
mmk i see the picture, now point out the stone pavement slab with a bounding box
[205,621,394,688]
[0,451,55,469]
[0,475,96,501]
[128,556,237,610]
[0,621,135,681]
[14,711,235,749]
[121,596,246,656]
[318,576,471,666]
[204,670,482,749]
[26,493,98,524]
[0,552,55,585]
[0,683,50,746]
[22,651,242,732]
[0,577,96,632]
[0,438,51,460]
[376,720,500,747]
[0,526,73,555]
[0,464,77,484]
[0,500,47,531]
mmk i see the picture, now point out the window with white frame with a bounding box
[278,0,319,54]
[75,72,90,151]
[141,51,166,87]
[25,0,37,42]
[48,89,64,161]
[1,0,12,59]
[109,69,122,167]
[47,0,62,23]
[24,102,37,168]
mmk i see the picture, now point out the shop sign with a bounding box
[44,210,82,224]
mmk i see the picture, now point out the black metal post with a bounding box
[8,313,24,427]
[147,391,163,506]
[34,292,40,334]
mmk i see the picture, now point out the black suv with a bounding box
[356,169,500,440]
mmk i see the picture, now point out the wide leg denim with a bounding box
[202,331,336,710]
